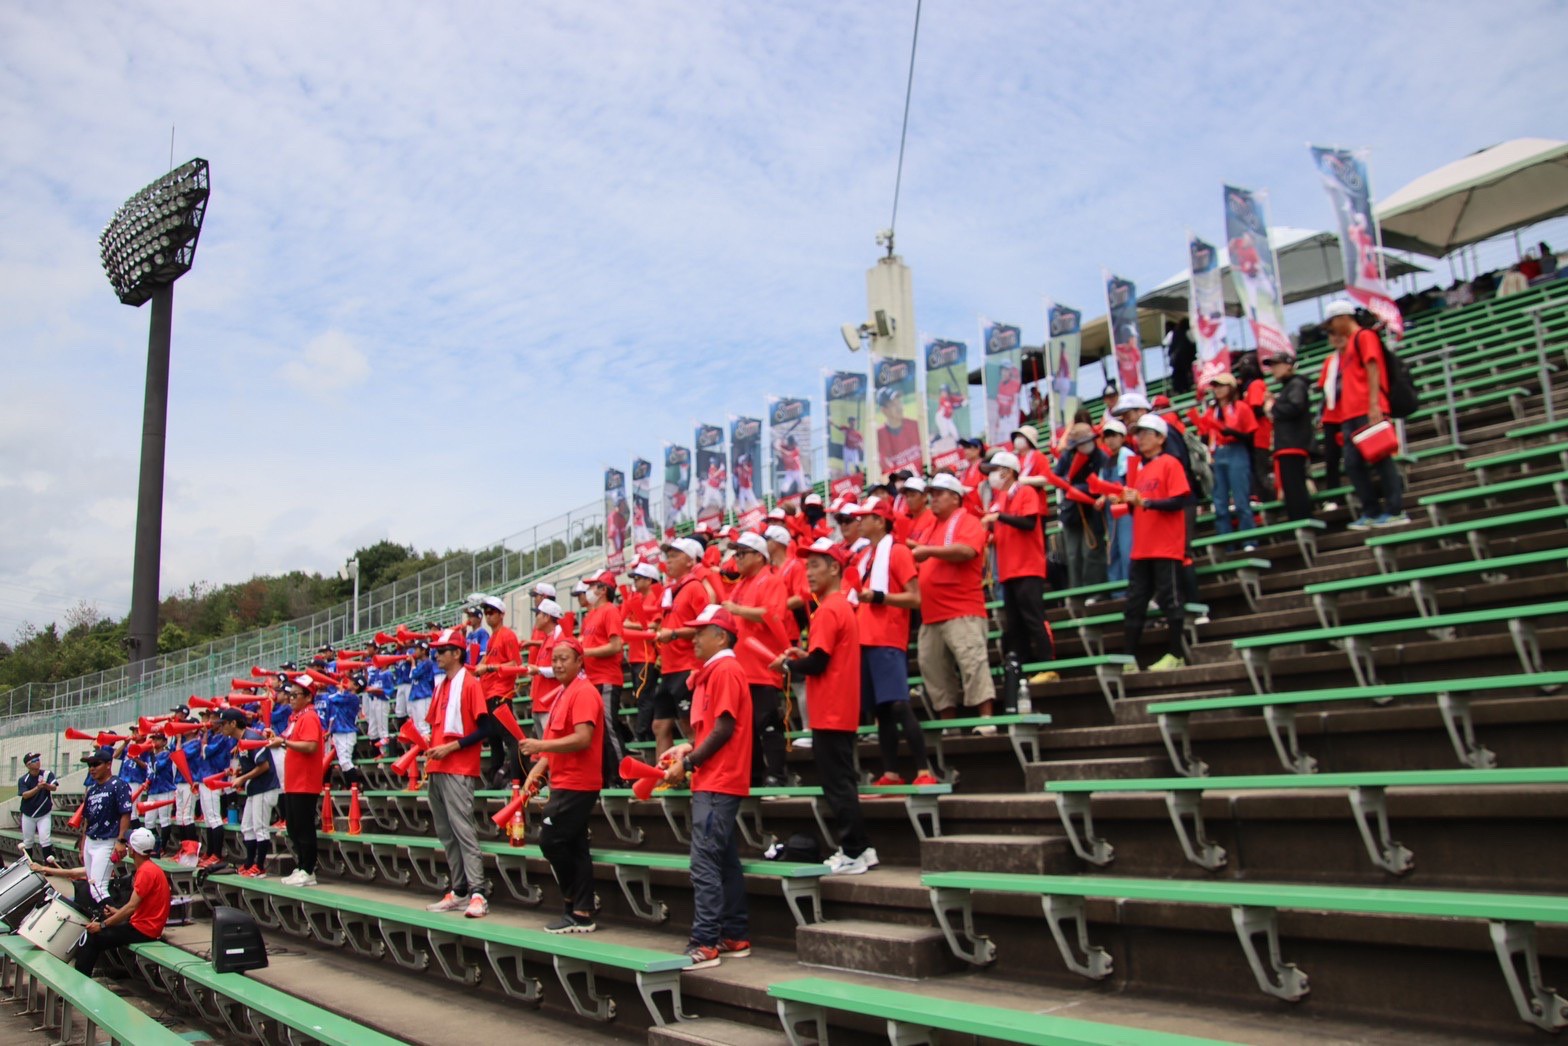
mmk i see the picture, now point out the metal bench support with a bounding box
[778,999,829,1046]
[1157,712,1209,778]
[1436,692,1497,769]
[1165,791,1227,871]
[483,942,543,1004]
[1054,793,1114,866]
[1347,786,1414,875]
[1042,894,1114,979]
[1263,705,1318,774]
[599,794,645,845]
[928,886,996,965]
[1231,905,1309,1001]
[1490,919,1568,1032]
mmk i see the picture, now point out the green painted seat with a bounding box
[0,936,192,1046]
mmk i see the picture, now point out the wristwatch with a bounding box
[682,757,695,774]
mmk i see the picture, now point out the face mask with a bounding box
[585,589,600,605]
[987,471,1006,490]
[1013,437,1029,452]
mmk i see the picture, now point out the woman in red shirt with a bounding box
[1201,373,1257,547]
[268,675,325,887]
[1114,415,1192,672]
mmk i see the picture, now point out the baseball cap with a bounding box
[464,605,481,618]
[531,582,556,599]
[875,385,901,405]
[554,636,583,656]
[766,507,786,520]
[803,493,823,506]
[430,628,467,650]
[1264,350,1297,365]
[852,495,895,521]
[571,580,590,594]
[1135,413,1170,437]
[795,537,850,566]
[81,746,115,766]
[590,570,617,588]
[1152,394,1172,408]
[631,562,661,580]
[928,473,970,496]
[1324,299,1358,319]
[902,477,926,493]
[685,603,739,634]
[1111,392,1151,416]
[217,709,248,727]
[535,599,564,619]
[734,532,769,556]
[957,437,984,449]
[127,827,158,855]
[1210,372,1238,386]
[662,537,703,562]
[1011,424,1041,448]
[980,451,1021,474]
[764,525,791,546]
[479,595,506,614]
[23,752,40,764]
[1101,417,1127,436]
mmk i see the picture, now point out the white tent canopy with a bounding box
[1374,138,1568,257]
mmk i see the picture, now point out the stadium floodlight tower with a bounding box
[97,158,211,670]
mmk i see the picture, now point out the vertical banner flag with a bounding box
[630,458,657,559]
[1310,146,1403,337]
[1104,273,1146,397]
[1222,184,1292,358]
[729,415,765,528]
[768,395,813,504]
[661,443,691,539]
[694,424,727,528]
[825,370,868,498]
[603,467,628,572]
[1044,303,1082,442]
[1188,234,1232,392]
[982,318,1023,447]
[871,353,924,478]
[923,337,970,472]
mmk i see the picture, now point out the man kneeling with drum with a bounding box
[33,827,170,976]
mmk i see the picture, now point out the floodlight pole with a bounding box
[126,283,174,672]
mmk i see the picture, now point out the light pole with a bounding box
[340,557,361,635]
[98,159,211,671]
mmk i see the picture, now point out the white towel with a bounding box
[868,534,894,595]
[443,667,468,735]
[1323,353,1341,411]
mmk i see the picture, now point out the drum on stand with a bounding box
[19,891,91,961]
[0,859,50,931]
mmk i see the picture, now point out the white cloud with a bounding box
[279,330,370,396]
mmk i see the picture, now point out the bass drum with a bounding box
[0,859,50,931]
[18,892,90,961]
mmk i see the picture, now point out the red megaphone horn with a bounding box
[64,728,96,742]
[306,668,337,688]
[187,695,224,710]
[202,773,234,791]
[136,716,169,736]
[131,781,149,802]
[259,697,274,725]
[1087,474,1124,497]
[619,756,667,801]
[136,799,175,816]
[491,791,527,829]
[224,692,266,703]
[371,654,406,668]
[237,737,271,751]
[337,649,367,659]
[127,742,156,759]
[250,666,276,678]
[490,665,530,681]
[67,803,86,831]
[160,720,202,736]
[374,632,397,645]
[230,678,269,690]
[335,660,369,672]
[170,749,194,786]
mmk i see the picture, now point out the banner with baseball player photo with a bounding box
[923,336,970,473]
[981,317,1023,448]
[1223,183,1293,359]
[603,467,629,572]
[1043,302,1082,444]
[729,414,765,528]
[767,395,813,505]
[824,369,868,499]
[1188,234,1233,393]
[630,457,658,558]
[1310,145,1403,337]
[1104,273,1146,398]
[871,353,925,480]
[662,442,692,538]
[694,423,727,528]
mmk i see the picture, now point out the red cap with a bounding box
[684,603,739,633]
[795,537,850,566]
[591,570,618,588]
[430,628,467,650]
[851,495,895,522]
[554,636,584,656]
[1153,394,1172,408]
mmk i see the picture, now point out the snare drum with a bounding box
[0,859,50,931]
[19,892,90,961]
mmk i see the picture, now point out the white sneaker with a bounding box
[281,869,306,886]
[296,873,317,887]
[1321,501,1340,513]
[972,725,998,737]
[1194,615,1212,626]
[793,737,813,750]
[829,851,874,875]
[858,848,879,870]
[822,849,849,872]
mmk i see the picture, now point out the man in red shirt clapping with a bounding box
[1113,415,1192,672]
[913,474,997,731]
[979,451,1056,684]
[721,533,791,786]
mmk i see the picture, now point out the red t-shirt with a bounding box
[992,482,1046,581]
[1339,328,1389,420]
[621,586,662,664]
[129,859,170,939]
[581,602,625,687]
[530,623,564,711]
[728,568,789,687]
[544,675,604,791]
[282,706,324,795]
[776,557,807,643]
[425,668,489,778]
[1203,399,1257,449]
[855,540,917,649]
[905,507,936,545]
[961,462,986,517]
[1244,379,1272,450]
[659,574,709,675]
[1130,453,1191,560]
[479,627,522,704]
[805,591,861,732]
[1318,355,1347,425]
[915,510,987,623]
[688,650,752,796]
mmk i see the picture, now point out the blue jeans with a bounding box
[1342,415,1404,517]
[1105,513,1133,584]
[1211,442,1256,535]
[689,791,747,946]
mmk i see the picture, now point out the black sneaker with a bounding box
[545,913,597,934]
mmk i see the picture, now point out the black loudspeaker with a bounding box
[210,905,268,973]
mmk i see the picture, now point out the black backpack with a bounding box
[1363,328,1418,418]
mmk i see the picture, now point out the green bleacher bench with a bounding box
[1364,503,1568,572]
[1197,486,1353,529]
[0,935,193,1046]
[1230,600,1568,693]
[1045,766,1568,875]
[1192,518,1325,568]
[1401,441,1466,464]
[1195,557,1270,611]
[785,712,1050,779]
[921,871,1568,1031]
[656,782,952,851]
[768,975,1239,1046]
[1053,605,1208,657]
[1464,442,1568,484]
[1303,548,1568,629]
[128,939,408,1045]
[1417,469,1568,526]
[1509,418,1568,442]
[1408,385,1527,431]
[357,786,648,846]
[206,874,695,1024]
[913,656,1133,712]
[1148,671,1568,776]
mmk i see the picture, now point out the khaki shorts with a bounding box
[916,616,996,712]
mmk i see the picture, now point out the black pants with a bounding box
[539,789,597,915]
[1123,558,1185,664]
[1323,422,1342,490]
[876,701,936,778]
[282,792,318,874]
[1277,454,1312,521]
[812,730,869,858]
[629,663,661,742]
[486,701,521,783]
[1000,576,1053,666]
[75,923,153,976]
[750,685,787,785]
[1251,445,1272,501]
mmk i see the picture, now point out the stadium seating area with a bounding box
[3,279,1567,1044]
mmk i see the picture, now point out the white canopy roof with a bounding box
[1374,138,1568,257]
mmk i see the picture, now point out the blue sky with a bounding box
[1,0,1564,636]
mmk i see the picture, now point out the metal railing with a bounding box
[0,501,604,748]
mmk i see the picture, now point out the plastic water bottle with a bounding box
[1017,671,1033,716]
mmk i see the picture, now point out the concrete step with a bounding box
[649,1018,788,1046]
[1025,755,1167,790]
[919,833,1075,875]
[795,918,962,978]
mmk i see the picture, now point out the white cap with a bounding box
[903,477,926,493]
[573,577,591,594]
[764,525,791,546]
[631,563,661,580]
[803,493,823,506]
[127,827,158,855]
[983,450,1021,474]
[1101,418,1127,436]
[532,582,556,598]
[735,532,769,556]
[1324,299,1358,319]
[479,595,506,614]
[663,537,704,562]
[1134,413,1169,437]
[1111,392,1151,416]
[766,507,786,520]
[928,473,969,495]
[536,599,564,618]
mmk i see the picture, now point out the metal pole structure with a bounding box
[126,283,174,675]
[1532,308,1555,424]
[1442,345,1465,449]
[352,560,361,635]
